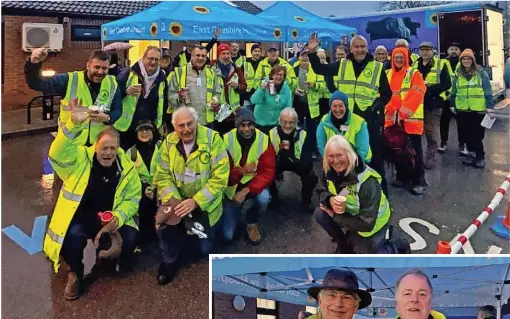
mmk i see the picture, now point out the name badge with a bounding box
[196,77,202,87]
[340,125,349,132]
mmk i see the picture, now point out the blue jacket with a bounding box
[24,59,121,124]
[116,62,168,130]
[250,77,293,127]
[450,67,494,109]
[316,109,370,160]
[505,57,510,90]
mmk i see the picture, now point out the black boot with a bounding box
[156,262,180,286]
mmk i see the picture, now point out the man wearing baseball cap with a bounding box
[412,41,451,170]
[307,269,372,319]
[254,43,297,93]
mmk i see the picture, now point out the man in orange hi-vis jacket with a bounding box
[385,47,426,195]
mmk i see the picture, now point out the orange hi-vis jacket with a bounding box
[384,47,426,135]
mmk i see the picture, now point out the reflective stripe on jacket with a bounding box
[223,128,269,199]
[154,125,229,226]
[115,71,165,131]
[60,71,117,145]
[385,68,425,135]
[412,56,448,100]
[127,141,162,187]
[269,127,306,159]
[45,119,141,273]
[326,166,390,237]
[335,59,383,111]
[455,72,487,112]
[255,57,297,92]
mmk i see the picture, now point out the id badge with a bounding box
[196,77,202,87]
[340,125,349,133]
[275,95,280,103]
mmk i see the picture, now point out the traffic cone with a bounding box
[490,202,510,239]
[435,240,451,254]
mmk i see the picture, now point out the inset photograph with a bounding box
[211,256,510,319]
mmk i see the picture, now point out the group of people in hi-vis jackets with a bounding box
[23,28,495,300]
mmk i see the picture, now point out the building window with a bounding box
[257,298,277,319]
[71,25,101,42]
[306,306,318,314]
[201,42,217,61]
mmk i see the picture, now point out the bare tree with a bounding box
[378,1,451,11]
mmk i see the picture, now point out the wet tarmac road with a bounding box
[2,112,509,318]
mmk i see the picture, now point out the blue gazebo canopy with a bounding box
[256,1,357,42]
[101,1,283,42]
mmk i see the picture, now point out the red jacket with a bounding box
[211,61,247,105]
[228,143,276,195]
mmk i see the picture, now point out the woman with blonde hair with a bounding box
[450,49,494,168]
[314,135,390,254]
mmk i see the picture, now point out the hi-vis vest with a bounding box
[294,63,325,119]
[45,121,141,273]
[269,127,306,159]
[412,56,448,100]
[114,72,165,132]
[127,141,162,186]
[234,55,255,92]
[179,52,188,67]
[455,71,487,112]
[154,125,229,227]
[223,128,269,199]
[167,64,220,123]
[60,71,117,145]
[336,59,384,111]
[326,166,390,237]
[385,68,424,135]
[255,57,297,91]
[320,112,372,162]
[213,63,240,112]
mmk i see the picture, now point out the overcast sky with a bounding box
[251,1,381,18]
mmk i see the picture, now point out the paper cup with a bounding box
[100,211,113,225]
[335,195,346,203]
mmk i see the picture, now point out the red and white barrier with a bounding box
[449,174,510,254]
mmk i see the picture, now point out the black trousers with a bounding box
[270,157,318,204]
[61,218,138,278]
[138,192,158,244]
[395,134,425,186]
[456,111,486,159]
[440,102,465,147]
[366,123,388,196]
[295,99,319,155]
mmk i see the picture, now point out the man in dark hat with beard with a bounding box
[307,269,372,319]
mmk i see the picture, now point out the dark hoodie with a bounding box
[116,61,169,131]
[315,149,381,233]
[309,51,392,126]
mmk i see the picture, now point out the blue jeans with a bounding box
[61,220,138,278]
[222,189,271,230]
[157,209,236,264]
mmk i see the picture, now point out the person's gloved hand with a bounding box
[94,217,122,259]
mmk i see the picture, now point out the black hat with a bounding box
[307,269,372,309]
[235,107,256,128]
[251,44,261,53]
[135,120,155,132]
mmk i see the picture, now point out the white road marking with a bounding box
[399,217,440,251]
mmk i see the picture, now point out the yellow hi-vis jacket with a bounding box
[293,62,327,119]
[60,71,118,145]
[326,165,390,237]
[335,58,384,111]
[127,141,162,187]
[234,55,256,92]
[45,119,142,273]
[153,125,230,227]
[254,57,297,92]
[455,71,487,112]
[166,63,224,123]
[412,56,449,100]
[114,72,165,132]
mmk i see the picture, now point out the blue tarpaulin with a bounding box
[101,1,282,42]
[256,1,357,42]
[212,256,510,317]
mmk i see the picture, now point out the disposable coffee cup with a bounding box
[98,211,114,226]
[335,195,347,203]
[269,80,276,95]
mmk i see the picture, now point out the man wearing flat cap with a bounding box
[255,43,297,92]
[307,269,372,319]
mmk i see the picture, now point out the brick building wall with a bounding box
[213,293,306,319]
[1,15,112,111]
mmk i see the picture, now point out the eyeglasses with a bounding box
[320,290,359,305]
